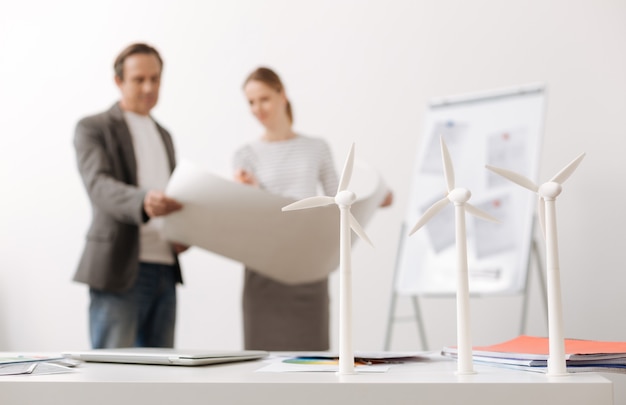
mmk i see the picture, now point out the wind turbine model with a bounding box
[282,143,372,375]
[409,137,498,375]
[486,152,585,376]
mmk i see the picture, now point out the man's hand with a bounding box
[144,190,183,218]
[172,242,189,254]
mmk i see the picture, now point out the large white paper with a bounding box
[163,161,387,285]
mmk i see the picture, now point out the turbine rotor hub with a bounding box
[539,182,562,199]
[448,188,471,204]
[336,190,356,206]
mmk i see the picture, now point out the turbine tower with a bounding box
[282,143,372,375]
[486,152,585,376]
[410,137,498,375]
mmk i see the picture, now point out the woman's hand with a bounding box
[380,191,393,207]
[235,169,258,186]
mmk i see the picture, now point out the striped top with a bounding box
[233,135,338,200]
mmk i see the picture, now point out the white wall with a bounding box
[1,0,625,354]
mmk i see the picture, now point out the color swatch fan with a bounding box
[282,143,372,375]
[409,137,498,375]
[486,152,585,376]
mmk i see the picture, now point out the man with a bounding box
[73,43,186,349]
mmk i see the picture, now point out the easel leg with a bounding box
[384,293,429,351]
[520,236,549,334]
[383,291,398,351]
[411,295,429,350]
[533,238,549,326]
[385,223,431,351]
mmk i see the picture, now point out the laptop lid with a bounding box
[62,348,268,366]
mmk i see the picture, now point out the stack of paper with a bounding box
[442,335,626,373]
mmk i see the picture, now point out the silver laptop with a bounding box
[62,348,268,366]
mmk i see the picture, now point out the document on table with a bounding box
[163,160,388,285]
[255,355,388,373]
[0,362,75,376]
[0,355,78,376]
[257,361,390,373]
[254,351,428,373]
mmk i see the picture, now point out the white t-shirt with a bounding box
[124,111,175,265]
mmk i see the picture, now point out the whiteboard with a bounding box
[395,84,546,296]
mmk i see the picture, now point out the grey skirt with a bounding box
[242,268,329,351]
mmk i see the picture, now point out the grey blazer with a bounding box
[73,103,183,292]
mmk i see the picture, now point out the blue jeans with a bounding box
[89,262,177,348]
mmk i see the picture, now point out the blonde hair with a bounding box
[243,67,293,124]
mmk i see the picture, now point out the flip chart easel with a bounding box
[384,85,548,350]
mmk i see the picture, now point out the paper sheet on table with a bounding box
[255,361,390,373]
[163,160,388,285]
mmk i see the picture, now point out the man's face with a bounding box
[115,53,161,115]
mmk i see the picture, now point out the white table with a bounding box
[0,354,613,405]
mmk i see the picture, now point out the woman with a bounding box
[233,67,338,351]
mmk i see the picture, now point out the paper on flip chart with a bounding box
[162,160,388,285]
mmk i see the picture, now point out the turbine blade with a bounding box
[440,137,455,192]
[550,152,586,184]
[538,195,546,239]
[409,197,449,235]
[465,203,499,223]
[349,212,373,247]
[485,165,539,193]
[282,196,335,211]
[337,143,355,193]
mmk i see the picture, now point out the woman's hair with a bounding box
[244,67,293,123]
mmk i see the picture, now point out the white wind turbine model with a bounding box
[486,152,585,376]
[409,137,498,375]
[282,143,372,375]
